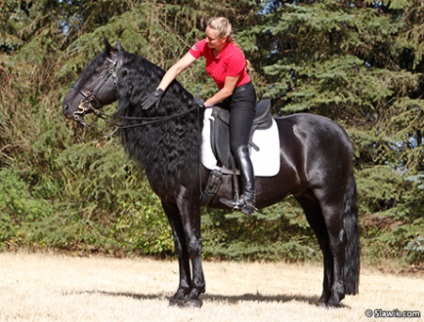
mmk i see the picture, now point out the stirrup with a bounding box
[219,195,244,210]
[219,195,257,215]
[240,201,257,215]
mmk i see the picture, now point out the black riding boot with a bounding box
[220,145,256,215]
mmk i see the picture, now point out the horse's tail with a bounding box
[343,169,360,295]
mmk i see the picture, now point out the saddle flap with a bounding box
[214,106,230,125]
[211,116,233,168]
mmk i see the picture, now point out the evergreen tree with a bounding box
[252,0,423,263]
[0,0,422,265]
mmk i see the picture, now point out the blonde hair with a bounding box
[206,17,253,72]
[206,17,233,40]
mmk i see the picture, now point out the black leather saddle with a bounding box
[210,99,273,169]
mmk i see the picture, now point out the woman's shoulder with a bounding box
[190,38,208,58]
[193,38,207,50]
[223,42,245,59]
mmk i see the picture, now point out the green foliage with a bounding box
[0,0,422,268]
[0,167,53,246]
[357,165,424,266]
[202,198,319,262]
[404,236,424,265]
[43,138,174,255]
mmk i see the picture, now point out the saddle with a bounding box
[210,99,273,169]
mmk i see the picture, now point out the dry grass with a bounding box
[0,252,422,322]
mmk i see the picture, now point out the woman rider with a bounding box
[141,17,257,215]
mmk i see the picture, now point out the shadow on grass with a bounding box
[69,290,321,306]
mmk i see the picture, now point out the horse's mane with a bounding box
[114,51,203,198]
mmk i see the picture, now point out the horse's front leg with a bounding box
[176,186,205,308]
[162,201,192,306]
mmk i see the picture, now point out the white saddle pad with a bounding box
[201,107,280,177]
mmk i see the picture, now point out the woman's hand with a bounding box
[141,88,164,110]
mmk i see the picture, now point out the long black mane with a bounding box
[114,51,203,198]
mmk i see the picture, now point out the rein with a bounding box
[88,105,199,129]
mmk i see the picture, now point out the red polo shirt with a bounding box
[189,39,251,89]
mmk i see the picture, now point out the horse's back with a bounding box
[275,113,353,191]
[276,113,353,156]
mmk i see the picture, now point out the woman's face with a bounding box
[205,26,227,51]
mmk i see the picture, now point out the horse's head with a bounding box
[62,38,123,125]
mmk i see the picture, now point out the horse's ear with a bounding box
[104,37,113,53]
[115,41,123,52]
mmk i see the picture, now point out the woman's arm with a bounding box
[204,75,239,107]
[157,52,197,91]
[141,52,197,110]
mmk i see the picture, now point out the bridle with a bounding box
[72,51,199,129]
[72,52,122,126]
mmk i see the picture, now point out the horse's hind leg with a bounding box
[295,194,333,305]
[320,199,346,307]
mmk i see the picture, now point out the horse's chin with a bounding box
[63,112,74,120]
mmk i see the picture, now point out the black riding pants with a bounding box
[221,82,257,153]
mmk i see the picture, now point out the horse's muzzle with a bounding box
[62,102,74,119]
[71,100,94,126]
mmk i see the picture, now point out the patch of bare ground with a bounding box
[0,252,422,321]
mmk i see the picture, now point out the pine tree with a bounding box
[0,0,422,264]
[252,0,423,263]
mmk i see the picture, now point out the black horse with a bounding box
[62,39,360,308]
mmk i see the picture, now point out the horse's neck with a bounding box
[117,55,202,191]
[120,109,201,194]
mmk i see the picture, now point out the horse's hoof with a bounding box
[317,300,342,309]
[318,292,330,305]
[325,293,343,308]
[169,297,185,307]
[183,298,203,308]
[320,301,342,309]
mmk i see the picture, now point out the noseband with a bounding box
[73,52,122,125]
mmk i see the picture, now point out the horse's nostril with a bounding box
[62,103,73,119]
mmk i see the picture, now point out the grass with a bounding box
[0,252,422,321]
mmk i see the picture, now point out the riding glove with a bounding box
[194,96,206,109]
[141,88,164,110]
